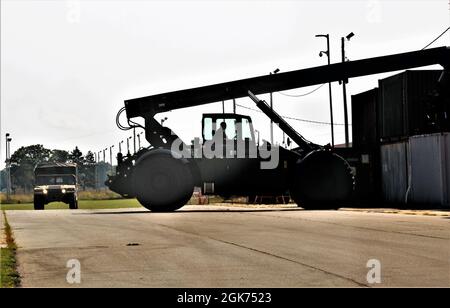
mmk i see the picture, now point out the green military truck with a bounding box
[33,163,78,210]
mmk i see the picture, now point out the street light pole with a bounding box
[137,132,143,150]
[341,32,354,148]
[103,148,107,190]
[127,137,132,155]
[316,34,335,147]
[8,137,12,195]
[5,133,12,200]
[119,140,124,153]
[133,127,136,154]
[269,87,273,145]
[109,145,114,174]
[5,134,8,164]
[97,151,101,189]
[5,134,9,200]
[93,152,98,190]
[269,69,280,145]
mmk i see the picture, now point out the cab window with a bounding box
[215,118,237,140]
[241,118,254,141]
[203,117,213,140]
[203,117,237,141]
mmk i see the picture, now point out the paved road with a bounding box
[5,205,450,287]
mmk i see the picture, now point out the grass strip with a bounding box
[1,210,21,288]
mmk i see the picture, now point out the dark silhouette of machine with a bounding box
[106,47,450,211]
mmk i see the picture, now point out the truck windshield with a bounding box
[203,117,254,141]
[36,175,76,185]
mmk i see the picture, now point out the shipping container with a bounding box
[380,141,409,204]
[378,70,442,141]
[351,88,379,150]
[409,133,450,206]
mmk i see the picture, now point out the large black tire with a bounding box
[69,195,78,210]
[34,196,45,210]
[289,150,354,210]
[133,149,194,212]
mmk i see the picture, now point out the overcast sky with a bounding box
[1,0,449,167]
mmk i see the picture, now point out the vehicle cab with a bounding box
[33,163,78,210]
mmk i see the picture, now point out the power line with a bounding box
[276,83,326,97]
[235,103,351,126]
[421,26,450,50]
[283,114,350,126]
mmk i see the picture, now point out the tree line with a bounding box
[1,145,111,193]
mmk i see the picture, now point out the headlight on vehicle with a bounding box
[61,189,66,194]
[43,189,48,194]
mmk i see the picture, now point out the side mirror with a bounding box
[287,138,291,147]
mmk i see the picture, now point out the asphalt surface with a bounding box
[4,205,450,287]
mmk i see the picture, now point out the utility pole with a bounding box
[316,34,335,147]
[341,32,354,148]
[94,152,98,190]
[5,133,12,200]
[133,127,136,154]
[103,148,107,190]
[8,137,11,196]
[127,137,132,155]
[96,151,102,190]
[269,90,273,145]
[269,68,280,145]
[222,101,225,114]
[233,99,236,114]
[5,133,9,200]
[137,132,143,150]
[119,140,124,153]
[109,145,114,174]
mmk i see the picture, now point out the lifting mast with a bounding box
[123,46,449,152]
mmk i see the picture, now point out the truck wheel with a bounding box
[289,150,354,210]
[34,197,44,210]
[69,198,78,210]
[133,149,194,212]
